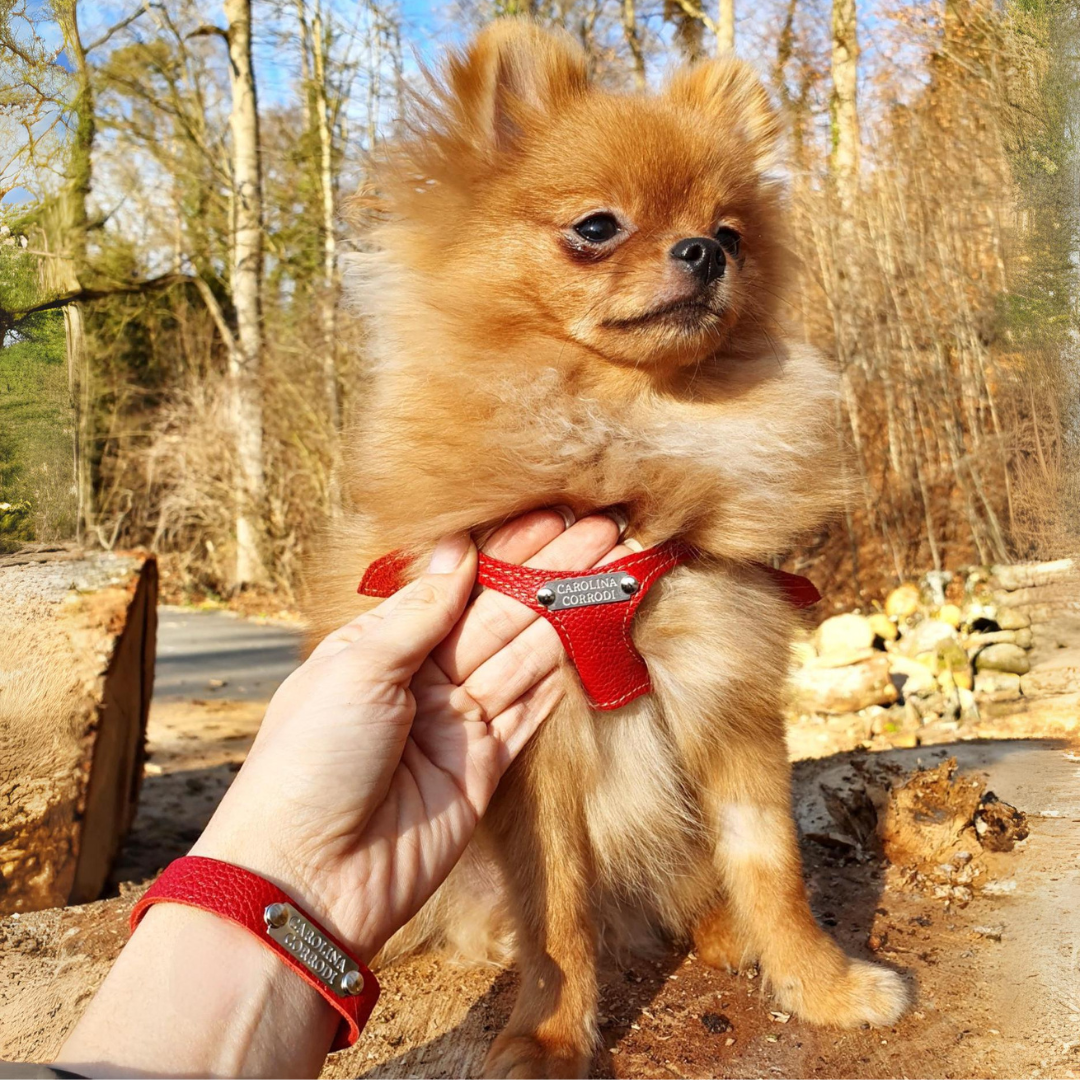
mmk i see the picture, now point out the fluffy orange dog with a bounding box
[307,20,907,1077]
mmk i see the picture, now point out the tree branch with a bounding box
[192,275,239,353]
[1,273,194,323]
[85,2,154,53]
[668,0,718,36]
[187,24,229,42]
[1,273,243,359]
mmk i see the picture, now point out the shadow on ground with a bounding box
[321,737,1076,1080]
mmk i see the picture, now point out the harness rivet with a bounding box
[537,587,556,607]
[620,575,640,596]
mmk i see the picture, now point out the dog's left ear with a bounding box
[666,59,780,173]
[447,19,588,154]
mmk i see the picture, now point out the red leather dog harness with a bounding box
[359,543,819,711]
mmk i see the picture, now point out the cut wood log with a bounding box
[0,547,157,914]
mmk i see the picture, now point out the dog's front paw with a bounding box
[484,1032,591,1079]
[775,957,909,1028]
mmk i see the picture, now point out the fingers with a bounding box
[314,533,477,680]
[309,509,569,665]
[489,670,565,770]
[409,506,570,683]
[481,506,575,562]
[455,616,561,720]
[309,506,630,700]
[412,669,567,818]
[456,537,635,715]
[434,512,625,684]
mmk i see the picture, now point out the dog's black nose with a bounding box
[669,236,726,285]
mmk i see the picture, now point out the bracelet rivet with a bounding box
[341,969,365,996]
[264,902,290,929]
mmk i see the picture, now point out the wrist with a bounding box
[188,824,384,966]
[57,902,339,1078]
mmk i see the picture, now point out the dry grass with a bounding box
[85,7,1076,603]
[780,8,1077,601]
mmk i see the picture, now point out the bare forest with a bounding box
[1,0,1077,606]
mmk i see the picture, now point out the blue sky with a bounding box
[3,0,936,210]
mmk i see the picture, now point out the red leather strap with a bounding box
[361,542,694,710]
[130,856,378,1051]
[358,549,417,599]
[476,540,694,710]
[759,564,821,608]
[358,543,819,712]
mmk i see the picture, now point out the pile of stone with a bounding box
[788,559,1072,742]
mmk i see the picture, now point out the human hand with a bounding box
[191,509,629,961]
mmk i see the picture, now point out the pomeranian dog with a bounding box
[306,19,907,1077]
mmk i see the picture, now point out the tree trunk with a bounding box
[717,0,735,53]
[621,0,646,91]
[294,0,313,132]
[311,0,340,433]
[0,548,157,914]
[365,6,383,153]
[773,0,807,172]
[224,0,267,587]
[829,0,860,201]
[53,0,95,545]
[63,305,93,547]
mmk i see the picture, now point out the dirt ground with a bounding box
[1,599,1078,1078]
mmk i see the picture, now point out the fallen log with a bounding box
[0,547,157,914]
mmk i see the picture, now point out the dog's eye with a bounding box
[714,227,741,257]
[573,213,620,244]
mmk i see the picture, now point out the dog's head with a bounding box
[366,20,787,373]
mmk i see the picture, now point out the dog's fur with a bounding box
[305,21,907,1077]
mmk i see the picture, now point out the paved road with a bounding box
[153,607,303,703]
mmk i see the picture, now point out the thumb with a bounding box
[353,533,477,681]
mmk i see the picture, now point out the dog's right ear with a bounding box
[447,19,588,153]
[666,59,780,175]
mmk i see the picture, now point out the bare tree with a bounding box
[308,0,340,431]
[665,0,705,62]
[52,2,95,544]
[665,0,735,57]
[0,1,69,202]
[771,0,816,174]
[46,1,148,544]
[183,0,268,584]
[223,0,267,585]
[621,0,646,89]
[829,0,859,200]
[718,0,734,52]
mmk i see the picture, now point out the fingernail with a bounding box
[550,505,575,529]
[605,507,629,536]
[427,533,470,573]
[623,537,643,552]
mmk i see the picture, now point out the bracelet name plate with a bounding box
[265,902,365,996]
[130,856,378,1049]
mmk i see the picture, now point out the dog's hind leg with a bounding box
[693,893,750,974]
[482,759,598,1079]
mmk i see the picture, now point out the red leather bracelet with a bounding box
[130,856,379,1050]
